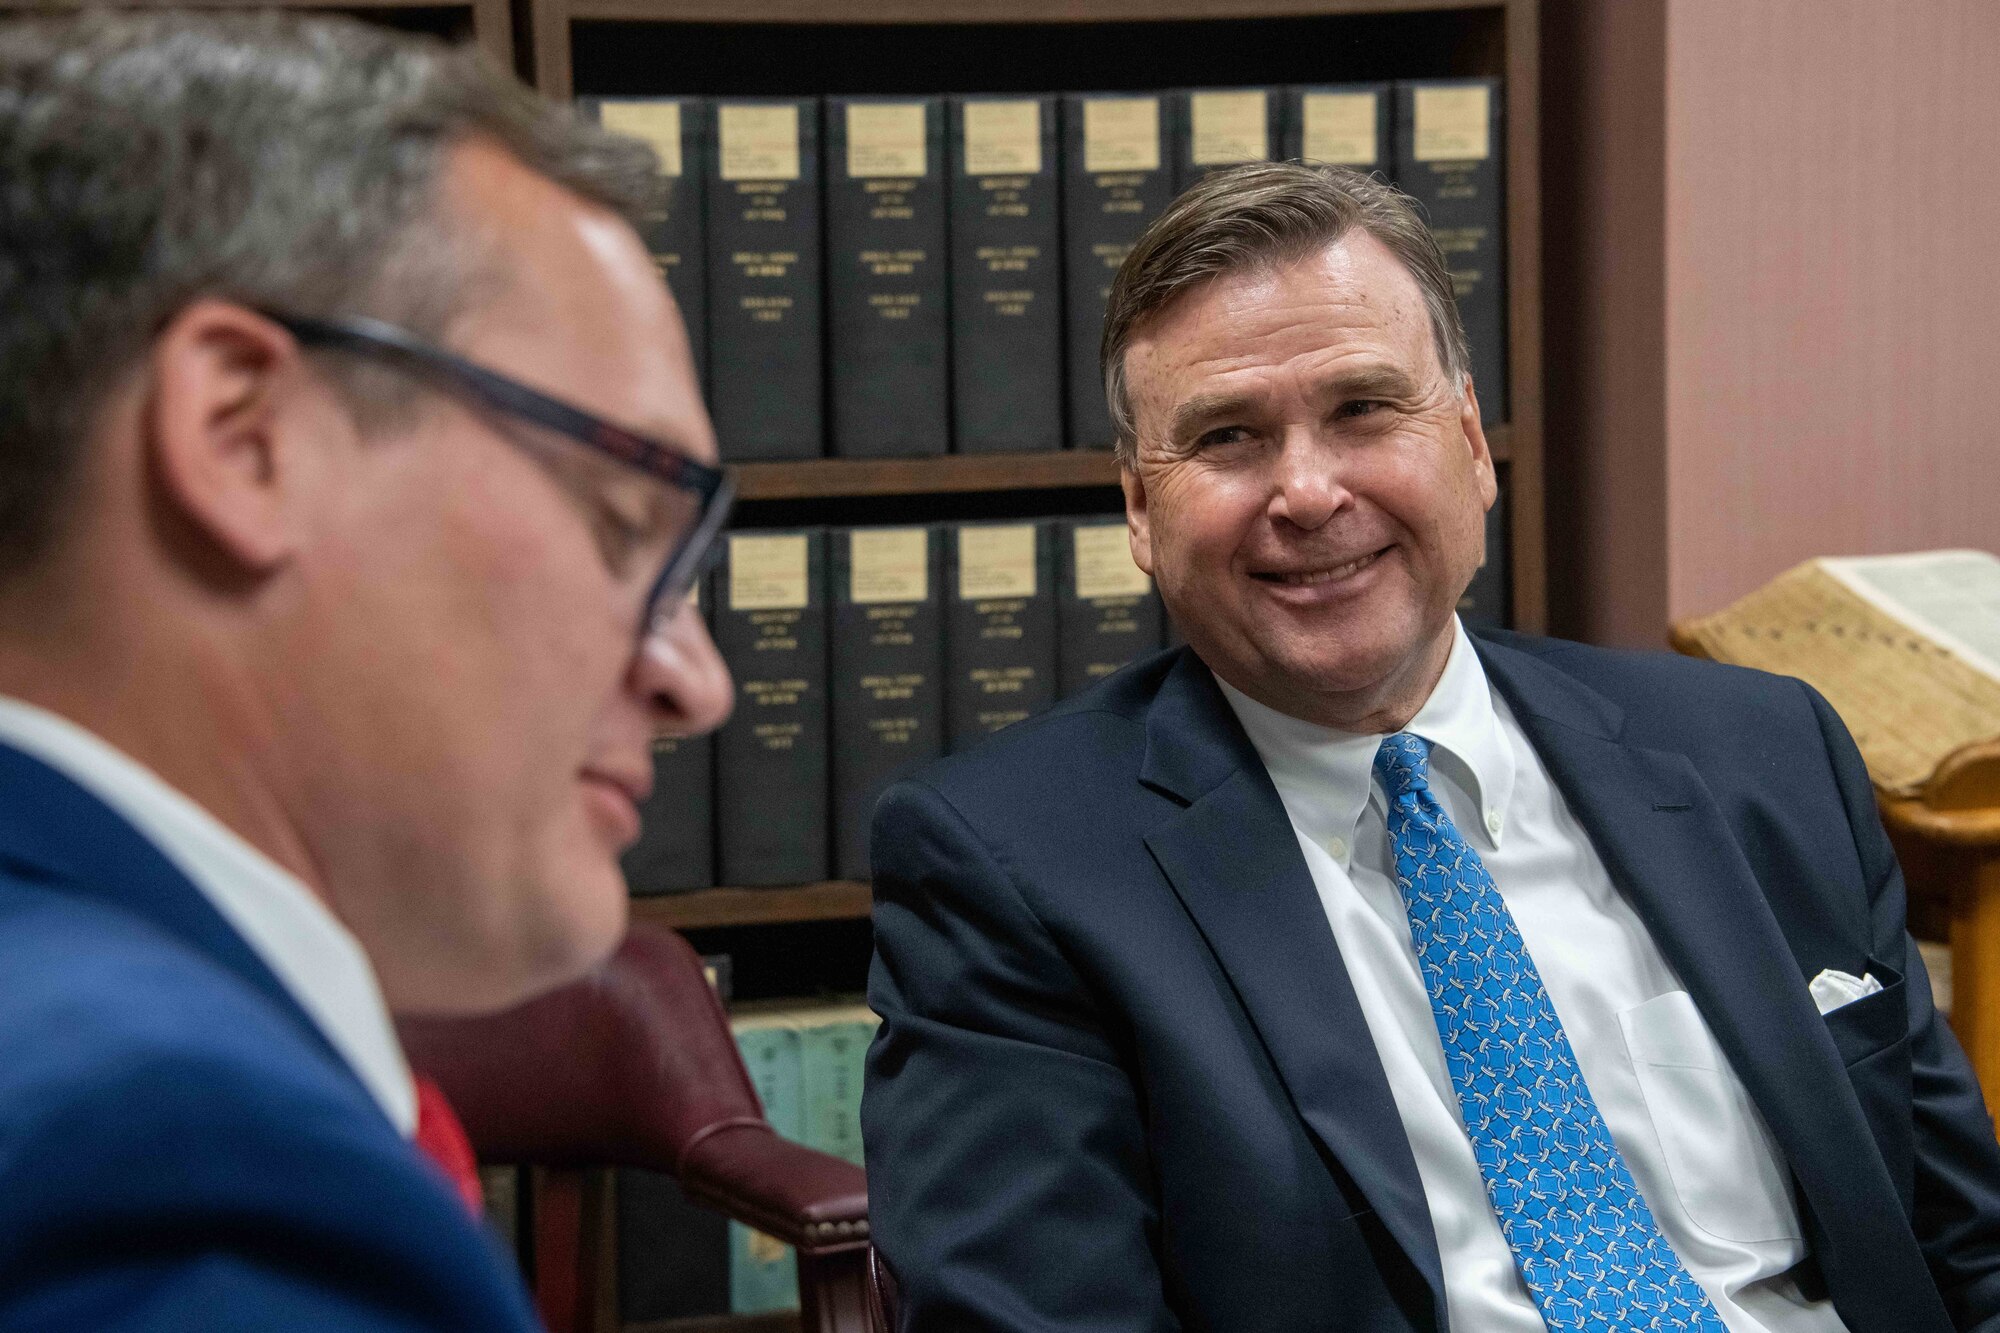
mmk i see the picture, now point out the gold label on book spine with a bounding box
[1083,97,1161,175]
[729,534,810,611]
[1301,92,1378,166]
[598,100,683,177]
[718,104,801,182]
[851,528,930,605]
[1072,526,1150,599]
[846,103,928,179]
[1189,90,1269,166]
[1413,85,1490,162]
[958,526,1038,600]
[962,100,1041,176]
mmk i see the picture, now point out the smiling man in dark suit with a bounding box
[862,161,2000,1332]
[0,13,734,1329]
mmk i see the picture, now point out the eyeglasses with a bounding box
[266,311,734,640]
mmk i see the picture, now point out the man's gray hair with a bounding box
[0,9,659,577]
[1100,161,1471,462]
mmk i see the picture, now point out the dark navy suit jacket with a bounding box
[863,631,2000,1332]
[0,742,540,1331]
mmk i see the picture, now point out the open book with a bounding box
[1672,550,2000,797]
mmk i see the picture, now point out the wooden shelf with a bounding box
[3,0,515,72]
[735,449,1116,500]
[730,425,1510,501]
[567,0,1474,22]
[631,881,872,930]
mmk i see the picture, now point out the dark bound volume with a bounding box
[1458,488,1511,628]
[1280,84,1391,181]
[706,99,822,461]
[949,96,1061,454]
[621,574,714,895]
[830,527,944,879]
[1061,93,1175,451]
[1171,87,1278,193]
[617,1169,728,1321]
[584,98,709,387]
[1056,517,1163,697]
[825,97,948,458]
[1395,79,1507,424]
[715,530,828,886]
[946,522,1057,753]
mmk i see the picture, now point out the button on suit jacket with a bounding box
[862,630,2000,1332]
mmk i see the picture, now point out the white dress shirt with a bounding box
[0,695,416,1136]
[1219,622,1847,1333]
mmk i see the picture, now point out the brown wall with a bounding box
[1544,0,2000,647]
[1541,0,1669,646]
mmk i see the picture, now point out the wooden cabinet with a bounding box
[3,0,515,66]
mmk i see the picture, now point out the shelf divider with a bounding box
[631,881,873,930]
[730,425,1508,501]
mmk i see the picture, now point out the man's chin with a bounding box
[512,861,631,1002]
[388,861,630,1018]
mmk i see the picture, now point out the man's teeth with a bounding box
[1275,551,1379,585]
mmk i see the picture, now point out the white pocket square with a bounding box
[1809,968,1883,1015]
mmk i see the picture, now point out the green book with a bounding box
[794,1002,879,1168]
[729,1008,803,1314]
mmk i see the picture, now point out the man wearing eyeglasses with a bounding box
[0,12,731,1329]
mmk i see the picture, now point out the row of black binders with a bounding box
[625,492,1511,898]
[621,517,1167,895]
[579,80,1507,461]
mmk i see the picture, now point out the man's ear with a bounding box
[1120,459,1154,577]
[1458,376,1499,510]
[143,300,324,573]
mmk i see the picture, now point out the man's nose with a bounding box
[1268,429,1349,531]
[634,599,734,737]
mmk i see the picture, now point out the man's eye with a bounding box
[1337,399,1386,420]
[1195,426,1253,450]
[588,499,654,574]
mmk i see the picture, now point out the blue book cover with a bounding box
[796,1003,880,1168]
[729,1009,803,1313]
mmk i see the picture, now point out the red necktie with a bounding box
[413,1074,485,1218]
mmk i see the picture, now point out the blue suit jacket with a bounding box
[0,743,540,1331]
[863,631,2000,1332]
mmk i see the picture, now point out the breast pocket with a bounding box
[1618,990,1803,1246]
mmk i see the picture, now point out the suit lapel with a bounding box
[0,741,353,1082]
[1140,654,1446,1320]
[1476,638,1946,1329]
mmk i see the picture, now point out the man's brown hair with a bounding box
[1100,161,1471,461]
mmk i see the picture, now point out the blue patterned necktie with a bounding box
[1373,732,1725,1332]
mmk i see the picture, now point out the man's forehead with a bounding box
[1130,235,1435,387]
[435,139,716,465]
[1157,235,1423,338]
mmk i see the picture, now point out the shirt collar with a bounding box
[0,695,417,1136]
[1218,620,1517,865]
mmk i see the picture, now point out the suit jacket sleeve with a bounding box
[0,1038,536,1332]
[1805,681,2000,1330]
[863,776,1179,1332]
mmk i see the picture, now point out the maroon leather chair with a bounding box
[399,923,873,1333]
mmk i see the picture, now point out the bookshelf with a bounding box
[736,423,1511,501]
[1,0,515,65]
[534,5,1542,1327]
[527,0,1544,624]
[632,881,871,930]
[545,0,1545,869]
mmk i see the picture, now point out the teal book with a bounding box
[795,1003,879,1168]
[730,1009,803,1314]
